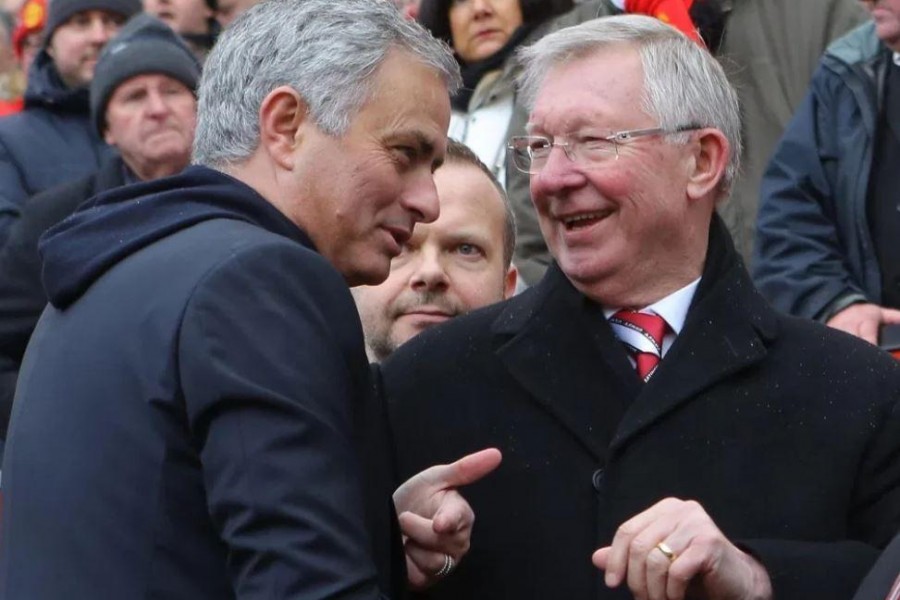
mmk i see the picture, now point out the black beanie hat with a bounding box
[43,0,140,47]
[90,14,202,135]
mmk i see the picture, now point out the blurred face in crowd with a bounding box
[20,32,42,74]
[528,46,715,306]
[449,0,524,63]
[354,159,516,361]
[214,0,259,27]
[861,0,900,49]
[104,74,197,181]
[285,50,450,286]
[143,0,213,35]
[47,9,125,88]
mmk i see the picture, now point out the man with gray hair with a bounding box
[0,0,501,598]
[383,14,900,600]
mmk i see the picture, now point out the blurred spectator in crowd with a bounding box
[0,0,140,245]
[383,15,900,600]
[10,0,44,75]
[0,1,498,597]
[511,0,867,286]
[0,13,201,441]
[715,0,867,265]
[754,0,900,346]
[353,139,517,362]
[142,0,220,60]
[212,0,256,26]
[417,0,607,190]
[852,530,900,600]
[0,10,24,115]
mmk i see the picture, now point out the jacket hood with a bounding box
[24,49,90,112]
[39,165,313,309]
[825,21,883,68]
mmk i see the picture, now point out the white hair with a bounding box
[517,15,742,196]
[192,0,460,168]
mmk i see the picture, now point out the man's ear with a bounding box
[257,85,308,170]
[685,128,729,202]
[503,265,518,299]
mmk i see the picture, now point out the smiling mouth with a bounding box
[561,210,613,231]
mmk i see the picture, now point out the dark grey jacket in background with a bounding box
[716,0,867,264]
[0,49,112,245]
[753,23,885,320]
[0,154,128,440]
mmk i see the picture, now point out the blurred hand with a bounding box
[826,302,900,345]
[593,498,772,600]
[393,448,502,590]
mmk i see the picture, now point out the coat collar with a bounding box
[492,216,779,458]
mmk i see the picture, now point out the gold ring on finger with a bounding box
[655,542,677,562]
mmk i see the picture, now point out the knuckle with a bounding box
[683,499,703,512]
[617,522,639,538]
[668,564,692,585]
[630,535,655,555]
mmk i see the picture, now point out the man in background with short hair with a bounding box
[0,0,140,243]
[0,13,201,443]
[354,139,517,362]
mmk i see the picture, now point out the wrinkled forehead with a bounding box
[527,46,648,135]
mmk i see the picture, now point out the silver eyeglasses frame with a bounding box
[507,125,701,175]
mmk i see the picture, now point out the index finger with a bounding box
[425,448,503,489]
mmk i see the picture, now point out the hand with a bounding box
[393,448,502,590]
[593,498,772,600]
[826,303,900,345]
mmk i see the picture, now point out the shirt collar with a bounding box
[604,277,701,334]
[894,52,900,67]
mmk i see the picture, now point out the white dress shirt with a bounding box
[604,277,701,361]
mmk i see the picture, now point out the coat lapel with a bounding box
[494,265,641,461]
[610,218,779,452]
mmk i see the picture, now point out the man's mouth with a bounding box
[561,210,613,231]
[382,225,411,252]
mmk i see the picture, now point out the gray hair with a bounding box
[192,0,460,168]
[444,139,517,270]
[517,15,742,197]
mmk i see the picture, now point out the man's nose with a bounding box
[531,145,586,197]
[409,247,449,292]
[402,172,440,225]
[88,18,115,43]
[144,90,170,115]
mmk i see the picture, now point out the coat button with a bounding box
[592,468,605,491]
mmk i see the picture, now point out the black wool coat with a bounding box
[382,218,900,600]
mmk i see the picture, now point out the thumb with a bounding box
[592,547,611,570]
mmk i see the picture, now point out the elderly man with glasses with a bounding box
[380,14,900,600]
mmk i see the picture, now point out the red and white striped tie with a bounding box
[609,310,668,382]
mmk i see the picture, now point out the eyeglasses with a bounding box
[507,125,701,175]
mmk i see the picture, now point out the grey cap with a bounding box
[43,0,140,47]
[90,14,202,135]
